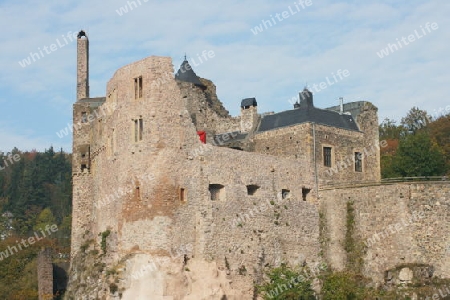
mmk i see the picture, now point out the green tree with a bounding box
[257,263,316,300]
[400,107,431,134]
[379,118,405,140]
[428,114,450,172]
[392,132,446,177]
[381,155,400,178]
[33,208,56,232]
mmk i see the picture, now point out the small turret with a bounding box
[175,57,206,89]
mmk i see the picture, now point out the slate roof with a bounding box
[175,59,206,88]
[257,89,360,132]
[257,107,359,132]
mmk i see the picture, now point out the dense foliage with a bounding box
[257,263,316,300]
[380,107,449,178]
[0,147,72,299]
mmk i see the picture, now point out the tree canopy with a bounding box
[380,107,449,178]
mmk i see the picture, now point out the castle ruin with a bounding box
[66,30,450,299]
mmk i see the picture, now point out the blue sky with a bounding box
[0,0,448,152]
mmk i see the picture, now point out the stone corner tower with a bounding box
[77,30,89,100]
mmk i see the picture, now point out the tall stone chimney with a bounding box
[240,97,258,132]
[77,30,89,100]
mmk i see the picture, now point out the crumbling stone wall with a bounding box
[176,79,240,137]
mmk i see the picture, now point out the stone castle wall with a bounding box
[252,122,312,160]
[252,116,380,188]
[320,183,450,283]
[313,123,380,185]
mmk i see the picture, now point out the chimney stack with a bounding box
[76,30,89,101]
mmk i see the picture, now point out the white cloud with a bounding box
[0,0,449,151]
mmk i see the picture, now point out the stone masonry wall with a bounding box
[69,56,321,299]
[320,183,450,283]
[313,123,379,185]
[252,120,379,188]
[71,99,98,259]
[252,123,312,160]
[240,106,259,133]
[76,36,89,100]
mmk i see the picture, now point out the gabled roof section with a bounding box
[175,58,206,88]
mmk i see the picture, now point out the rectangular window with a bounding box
[246,185,260,196]
[134,120,138,142]
[139,118,143,141]
[209,184,224,201]
[355,152,362,172]
[81,112,88,123]
[302,188,311,201]
[134,76,143,99]
[134,118,143,142]
[323,147,332,167]
[179,188,186,202]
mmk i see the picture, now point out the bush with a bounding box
[320,271,398,300]
[321,272,364,300]
[257,263,316,300]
